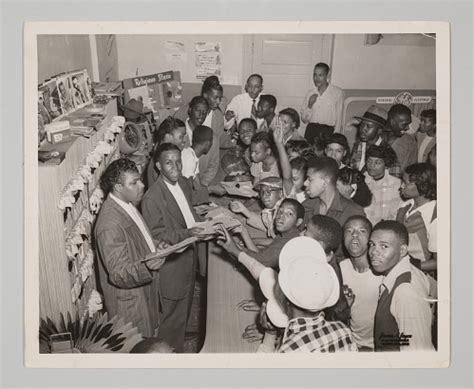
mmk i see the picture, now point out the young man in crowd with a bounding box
[301,62,344,143]
[256,94,278,133]
[224,74,264,130]
[384,104,418,173]
[369,220,435,351]
[363,145,403,225]
[302,156,365,227]
[146,116,186,187]
[340,216,382,351]
[94,158,167,338]
[181,125,214,204]
[349,105,401,178]
[324,133,350,169]
[416,109,437,163]
[141,143,213,352]
[300,215,351,325]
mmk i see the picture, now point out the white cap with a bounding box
[278,237,340,312]
[258,268,289,328]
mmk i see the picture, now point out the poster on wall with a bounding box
[122,70,184,115]
[194,41,222,81]
[165,40,187,63]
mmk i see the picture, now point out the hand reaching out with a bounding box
[229,200,247,215]
[225,110,236,121]
[242,323,264,343]
[237,299,261,312]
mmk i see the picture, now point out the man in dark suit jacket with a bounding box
[95,159,166,338]
[141,143,211,352]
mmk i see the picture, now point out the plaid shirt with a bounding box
[278,313,357,353]
[350,137,402,178]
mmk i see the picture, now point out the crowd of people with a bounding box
[94,62,438,353]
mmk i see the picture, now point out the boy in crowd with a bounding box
[278,107,305,144]
[363,145,403,225]
[256,94,278,133]
[384,104,418,173]
[146,116,186,187]
[300,215,351,325]
[340,216,382,351]
[369,221,435,351]
[301,62,345,141]
[349,105,401,178]
[416,109,436,163]
[285,139,314,160]
[302,156,365,227]
[181,125,214,204]
[261,237,356,352]
[272,124,307,203]
[141,143,214,352]
[324,133,350,169]
[236,118,258,168]
[397,163,437,273]
[249,131,280,185]
[225,74,264,130]
[229,177,284,240]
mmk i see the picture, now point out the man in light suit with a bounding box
[141,143,212,352]
[95,158,167,338]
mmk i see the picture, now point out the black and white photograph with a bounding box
[25,21,450,368]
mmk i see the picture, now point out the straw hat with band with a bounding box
[354,105,388,128]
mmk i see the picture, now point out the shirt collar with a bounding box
[382,255,411,293]
[329,190,344,212]
[110,193,133,209]
[286,313,326,332]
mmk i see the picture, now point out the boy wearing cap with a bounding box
[369,221,435,351]
[261,237,356,353]
[363,145,403,225]
[229,176,284,240]
[340,216,382,351]
[324,133,350,169]
[349,105,401,178]
[302,156,365,228]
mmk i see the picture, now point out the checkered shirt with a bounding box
[278,313,357,353]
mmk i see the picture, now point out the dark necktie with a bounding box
[251,99,257,119]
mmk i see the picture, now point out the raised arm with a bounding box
[273,122,293,196]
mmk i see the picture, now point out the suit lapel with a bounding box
[157,177,187,228]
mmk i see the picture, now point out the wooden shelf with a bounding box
[39,99,118,323]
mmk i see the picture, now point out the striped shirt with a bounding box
[278,314,357,353]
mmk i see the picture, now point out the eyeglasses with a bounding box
[259,188,281,196]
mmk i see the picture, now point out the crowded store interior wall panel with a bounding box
[331,34,436,90]
[37,35,94,84]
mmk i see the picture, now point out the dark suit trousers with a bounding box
[157,269,197,353]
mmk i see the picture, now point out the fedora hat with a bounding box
[354,105,388,128]
[122,98,145,120]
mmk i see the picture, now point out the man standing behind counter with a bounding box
[301,63,344,143]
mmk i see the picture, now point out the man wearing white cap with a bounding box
[260,237,357,352]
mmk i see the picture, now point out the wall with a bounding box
[331,34,436,90]
[37,35,93,84]
[114,34,244,86]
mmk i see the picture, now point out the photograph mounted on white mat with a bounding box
[25,21,450,369]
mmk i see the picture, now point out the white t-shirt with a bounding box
[164,181,196,228]
[339,258,383,349]
[181,147,200,179]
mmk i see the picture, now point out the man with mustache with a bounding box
[339,216,382,351]
[369,220,435,351]
[95,158,168,338]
